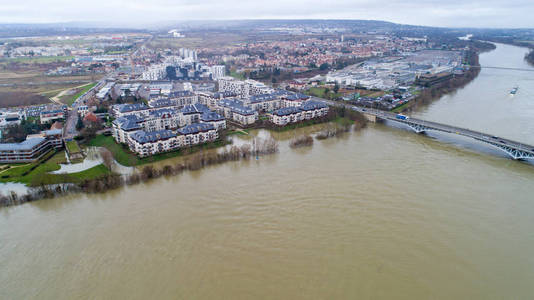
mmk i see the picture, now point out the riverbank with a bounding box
[394,49,485,113]
[86,134,232,167]
[0,150,110,186]
[472,37,534,66]
[0,135,277,207]
[0,108,367,207]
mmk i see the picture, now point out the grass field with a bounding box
[61,82,97,105]
[0,56,74,64]
[87,134,231,167]
[229,70,246,80]
[306,87,343,100]
[0,150,110,186]
[66,140,81,154]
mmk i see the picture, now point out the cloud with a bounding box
[0,0,531,28]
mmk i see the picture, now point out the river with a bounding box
[2,43,534,299]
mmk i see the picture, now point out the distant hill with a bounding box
[0,23,146,38]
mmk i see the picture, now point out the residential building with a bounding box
[128,130,182,157]
[0,129,62,163]
[40,109,65,124]
[247,93,282,112]
[200,111,226,131]
[270,100,329,126]
[178,123,218,147]
[218,77,273,98]
[217,99,258,126]
[112,115,143,143]
[209,65,226,79]
[0,112,22,128]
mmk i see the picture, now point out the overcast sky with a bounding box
[1,0,532,28]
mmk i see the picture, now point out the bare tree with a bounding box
[100,148,114,170]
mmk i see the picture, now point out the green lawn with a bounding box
[0,150,110,186]
[306,87,342,100]
[62,82,97,105]
[66,140,81,154]
[86,134,231,167]
[87,135,140,166]
[229,70,246,80]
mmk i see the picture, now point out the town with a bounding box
[0,21,487,167]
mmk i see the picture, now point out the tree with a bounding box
[76,118,84,131]
[124,89,132,101]
[99,148,114,170]
[319,63,330,71]
[333,84,340,94]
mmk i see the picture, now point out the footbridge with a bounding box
[356,107,534,160]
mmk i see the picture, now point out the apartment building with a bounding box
[112,115,144,143]
[0,129,63,163]
[281,93,311,107]
[209,65,226,79]
[247,94,282,112]
[178,123,218,147]
[40,109,65,124]
[128,130,181,157]
[270,100,329,126]
[218,77,273,98]
[112,103,149,118]
[217,98,258,126]
[200,111,227,131]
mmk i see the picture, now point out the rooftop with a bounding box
[201,111,225,122]
[115,103,148,113]
[130,130,177,144]
[178,123,215,135]
[273,107,301,116]
[300,100,328,111]
[181,104,210,115]
[218,99,256,116]
[0,137,45,151]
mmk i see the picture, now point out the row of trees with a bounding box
[2,119,49,143]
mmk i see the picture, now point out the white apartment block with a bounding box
[210,65,226,79]
[142,64,167,80]
[218,77,274,98]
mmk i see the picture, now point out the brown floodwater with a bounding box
[1,43,534,299]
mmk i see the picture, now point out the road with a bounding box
[62,34,154,140]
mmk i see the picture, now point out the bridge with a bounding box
[317,98,534,161]
[361,108,534,160]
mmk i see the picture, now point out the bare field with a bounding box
[149,33,250,49]
[0,91,51,107]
